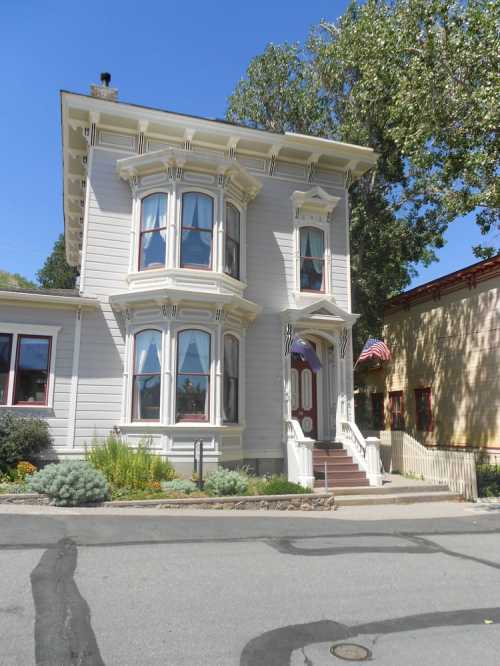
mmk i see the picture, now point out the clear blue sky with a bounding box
[0,0,488,288]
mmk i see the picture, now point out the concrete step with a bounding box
[315,478,370,488]
[331,484,451,496]
[335,491,462,506]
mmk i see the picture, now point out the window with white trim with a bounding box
[0,334,13,405]
[176,329,211,421]
[132,329,162,421]
[180,193,214,270]
[224,203,240,280]
[300,226,325,292]
[139,193,167,271]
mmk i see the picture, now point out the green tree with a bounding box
[0,270,35,289]
[37,234,79,290]
[226,0,499,350]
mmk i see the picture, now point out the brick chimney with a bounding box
[90,72,118,101]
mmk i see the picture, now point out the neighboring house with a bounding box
[0,76,379,480]
[357,255,500,461]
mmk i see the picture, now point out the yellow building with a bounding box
[357,255,500,460]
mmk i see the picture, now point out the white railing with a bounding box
[379,431,478,500]
[340,421,383,486]
[286,419,315,489]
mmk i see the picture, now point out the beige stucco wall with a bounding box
[358,273,500,452]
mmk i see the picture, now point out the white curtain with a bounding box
[135,330,161,374]
[178,330,210,374]
[183,193,213,230]
[300,227,324,273]
[141,194,166,253]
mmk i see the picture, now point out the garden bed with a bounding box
[0,492,336,511]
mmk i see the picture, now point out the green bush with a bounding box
[0,413,52,471]
[204,468,248,496]
[27,461,108,506]
[257,475,311,495]
[477,464,500,497]
[162,478,198,494]
[86,435,175,490]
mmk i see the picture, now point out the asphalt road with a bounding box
[1,505,500,665]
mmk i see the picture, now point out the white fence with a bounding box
[379,431,478,500]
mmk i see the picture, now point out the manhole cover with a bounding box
[330,642,372,661]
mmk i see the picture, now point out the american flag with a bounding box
[355,338,391,366]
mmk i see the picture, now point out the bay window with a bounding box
[224,203,240,280]
[300,227,325,292]
[223,335,239,423]
[139,194,167,271]
[132,330,162,421]
[0,334,12,404]
[13,336,51,405]
[180,193,214,269]
[176,329,210,421]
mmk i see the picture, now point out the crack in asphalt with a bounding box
[30,538,105,666]
[239,607,500,665]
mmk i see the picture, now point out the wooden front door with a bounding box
[291,348,318,439]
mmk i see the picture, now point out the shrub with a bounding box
[27,461,108,506]
[86,435,175,490]
[477,464,500,498]
[162,478,198,495]
[257,475,311,495]
[204,468,248,496]
[16,461,37,481]
[0,413,52,471]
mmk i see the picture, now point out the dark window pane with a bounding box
[140,228,166,270]
[300,227,325,292]
[224,237,240,280]
[0,334,12,404]
[14,336,50,404]
[132,375,161,421]
[181,230,212,268]
[176,374,209,420]
[223,335,239,423]
[226,204,240,241]
[415,389,432,431]
[389,392,405,430]
[371,393,384,430]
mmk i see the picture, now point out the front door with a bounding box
[291,347,318,439]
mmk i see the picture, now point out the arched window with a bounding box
[180,193,214,269]
[224,203,240,280]
[176,329,210,421]
[223,335,239,423]
[300,227,325,292]
[139,194,167,271]
[132,330,162,421]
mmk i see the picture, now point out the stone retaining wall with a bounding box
[0,492,335,511]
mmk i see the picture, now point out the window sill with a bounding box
[118,422,244,431]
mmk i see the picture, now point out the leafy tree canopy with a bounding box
[37,234,79,290]
[0,270,35,290]
[227,0,499,349]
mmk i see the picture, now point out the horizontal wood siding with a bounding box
[0,304,76,447]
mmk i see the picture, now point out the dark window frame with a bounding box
[13,334,52,406]
[371,392,385,430]
[389,390,405,430]
[180,192,214,271]
[224,202,240,281]
[138,193,168,272]
[131,329,162,422]
[299,226,325,293]
[415,387,433,432]
[0,333,13,405]
[223,334,239,424]
[176,329,211,423]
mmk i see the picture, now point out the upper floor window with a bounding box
[0,334,12,404]
[389,391,405,430]
[132,330,162,421]
[223,334,239,423]
[224,203,240,280]
[300,227,325,292]
[176,329,210,421]
[415,388,432,432]
[14,335,51,405]
[139,194,167,271]
[181,193,214,270]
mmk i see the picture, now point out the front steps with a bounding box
[312,441,462,505]
[313,441,369,488]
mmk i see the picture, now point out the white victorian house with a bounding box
[0,76,382,487]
